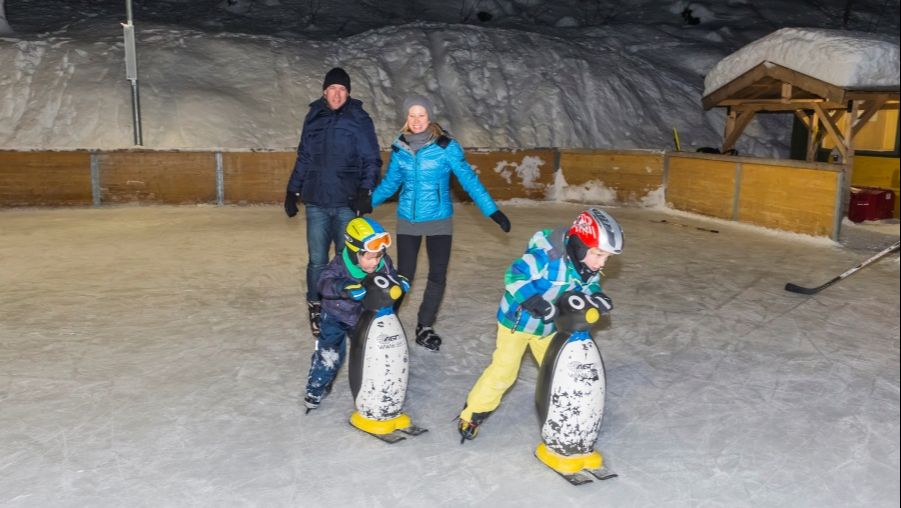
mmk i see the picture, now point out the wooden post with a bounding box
[801,109,819,161]
[781,83,792,102]
[724,108,736,149]
[722,108,756,153]
[837,100,860,233]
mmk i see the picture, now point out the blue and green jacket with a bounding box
[497,228,603,336]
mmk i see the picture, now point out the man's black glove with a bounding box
[589,291,613,314]
[284,191,300,218]
[521,294,556,323]
[352,188,373,216]
[490,210,511,233]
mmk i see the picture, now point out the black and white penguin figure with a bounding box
[534,290,617,484]
[348,272,426,442]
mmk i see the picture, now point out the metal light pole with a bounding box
[122,0,143,145]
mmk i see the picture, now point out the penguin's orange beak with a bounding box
[585,308,600,324]
[389,285,403,301]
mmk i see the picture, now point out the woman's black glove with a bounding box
[284,191,300,218]
[521,294,556,323]
[490,210,511,233]
[352,188,373,216]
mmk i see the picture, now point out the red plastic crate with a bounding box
[848,186,896,223]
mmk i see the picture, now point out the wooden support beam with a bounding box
[793,109,812,130]
[850,97,888,138]
[813,103,848,160]
[806,110,820,162]
[716,100,844,110]
[844,100,858,162]
[722,109,756,153]
[781,83,792,102]
[839,100,860,227]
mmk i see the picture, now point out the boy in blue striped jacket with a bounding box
[458,208,624,440]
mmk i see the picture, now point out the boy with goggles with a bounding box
[303,217,410,410]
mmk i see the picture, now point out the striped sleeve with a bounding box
[582,279,603,295]
[504,248,552,305]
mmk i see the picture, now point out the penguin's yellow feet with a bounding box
[350,412,428,444]
[535,444,601,473]
[535,443,618,485]
[350,412,411,434]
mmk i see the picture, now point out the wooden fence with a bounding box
[0,147,877,239]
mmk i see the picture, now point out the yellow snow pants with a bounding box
[460,323,552,422]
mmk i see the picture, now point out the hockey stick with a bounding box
[652,219,719,234]
[784,239,900,295]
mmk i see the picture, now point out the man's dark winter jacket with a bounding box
[287,97,382,207]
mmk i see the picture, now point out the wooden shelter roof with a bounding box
[702,61,900,111]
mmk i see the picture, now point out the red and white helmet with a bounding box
[567,208,624,255]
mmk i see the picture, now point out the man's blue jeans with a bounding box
[305,204,355,302]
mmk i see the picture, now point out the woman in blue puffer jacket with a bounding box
[371,95,511,352]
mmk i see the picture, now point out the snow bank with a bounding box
[0,22,736,152]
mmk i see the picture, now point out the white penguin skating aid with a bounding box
[535,291,617,485]
[348,272,426,443]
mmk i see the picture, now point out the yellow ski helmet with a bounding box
[344,217,392,253]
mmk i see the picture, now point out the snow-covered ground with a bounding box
[1,0,899,155]
[1,202,898,507]
[2,1,899,505]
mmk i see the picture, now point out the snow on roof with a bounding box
[704,27,900,97]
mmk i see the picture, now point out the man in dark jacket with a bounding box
[285,67,382,338]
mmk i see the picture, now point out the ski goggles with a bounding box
[360,231,392,253]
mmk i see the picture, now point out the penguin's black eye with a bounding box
[374,275,390,288]
[568,294,585,310]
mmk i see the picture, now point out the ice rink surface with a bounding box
[1,202,898,507]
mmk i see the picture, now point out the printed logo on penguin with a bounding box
[567,362,599,382]
[378,334,402,350]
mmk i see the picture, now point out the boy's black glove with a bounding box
[521,294,556,323]
[284,191,300,218]
[352,188,373,216]
[490,210,511,233]
[590,291,613,313]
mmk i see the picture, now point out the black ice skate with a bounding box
[303,393,321,414]
[458,409,491,444]
[308,300,322,338]
[415,324,441,352]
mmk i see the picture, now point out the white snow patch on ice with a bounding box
[640,186,667,208]
[662,207,839,247]
[551,168,618,204]
[492,155,546,189]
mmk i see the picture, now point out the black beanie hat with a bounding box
[322,67,351,93]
